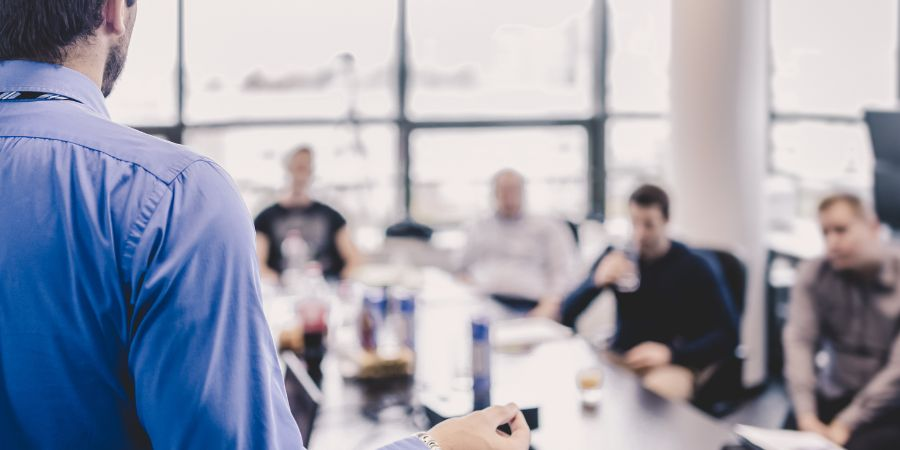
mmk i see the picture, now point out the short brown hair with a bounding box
[0,0,137,64]
[629,184,670,220]
[818,193,870,219]
[285,145,313,166]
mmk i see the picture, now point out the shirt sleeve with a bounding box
[326,204,348,233]
[379,437,430,450]
[782,261,822,418]
[836,331,900,429]
[560,249,611,329]
[254,206,273,237]
[124,161,304,449]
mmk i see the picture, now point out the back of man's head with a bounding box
[0,0,133,64]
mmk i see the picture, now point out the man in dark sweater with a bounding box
[561,185,739,401]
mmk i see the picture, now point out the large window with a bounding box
[184,0,397,122]
[407,0,594,119]
[602,0,671,220]
[105,0,178,125]
[184,126,399,225]
[605,0,671,114]
[113,0,677,230]
[604,118,670,219]
[105,1,900,230]
[410,127,588,225]
[770,0,898,216]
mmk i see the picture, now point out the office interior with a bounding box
[86,0,900,449]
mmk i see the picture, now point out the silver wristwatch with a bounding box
[414,432,443,450]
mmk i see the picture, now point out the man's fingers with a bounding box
[625,351,653,370]
[478,403,520,426]
[628,359,651,371]
[505,410,531,447]
[624,348,643,364]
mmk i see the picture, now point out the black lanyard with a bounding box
[0,91,81,103]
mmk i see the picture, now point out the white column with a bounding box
[669,0,769,386]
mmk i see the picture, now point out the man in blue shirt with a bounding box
[0,1,529,449]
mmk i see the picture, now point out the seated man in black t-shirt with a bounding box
[560,185,738,401]
[254,146,362,281]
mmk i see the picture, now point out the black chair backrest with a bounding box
[386,219,434,242]
[697,248,746,319]
[565,220,580,244]
[865,110,900,230]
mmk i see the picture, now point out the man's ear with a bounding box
[101,0,129,38]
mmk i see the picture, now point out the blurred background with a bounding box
[110,0,895,232]
[101,2,900,446]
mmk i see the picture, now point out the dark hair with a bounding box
[283,145,314,168]
[0,0,136,64]
[629,184,670,220]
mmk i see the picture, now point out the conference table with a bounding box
[264,268,740,450]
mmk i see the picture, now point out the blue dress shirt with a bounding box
[0,60,424,450]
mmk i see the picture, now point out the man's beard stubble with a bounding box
[100,40,127,98]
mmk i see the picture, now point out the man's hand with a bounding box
[797,414,830,437]
[624,342,672,371]
[428,403,530,450]
[528,296,562,320]
[826,420,851,446]
[592,251,635,287]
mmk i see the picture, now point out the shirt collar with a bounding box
[0,60,109,118]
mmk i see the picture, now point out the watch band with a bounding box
[414,432,443,450]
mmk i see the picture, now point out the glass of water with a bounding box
[615,244,641,293]
[576,366,605,410]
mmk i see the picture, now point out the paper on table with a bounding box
[734,425,847,450]
[491,317,573,351]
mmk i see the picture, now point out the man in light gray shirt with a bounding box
[459,169,578,319]
[784,193,900,450]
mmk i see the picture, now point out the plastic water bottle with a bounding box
[398,292,416,352]
[280,229,310,291]
[360,287,387,352]
[389,288,416,351]
[472,316,491,411]
[297,262,329,335]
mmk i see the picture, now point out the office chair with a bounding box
[865,110,900,231]
[692,249,752,417]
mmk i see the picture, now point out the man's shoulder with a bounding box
[795,257,829,283]
[69,114,206,185]
[311,200,343,218]
[675,242,727,277]
[256,203,284,219]
[521,214,569,235]
[7,104,206,185]
[672,240,704,263]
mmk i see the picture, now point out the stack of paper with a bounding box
[734,425,847,450]
[491,317,573,352]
